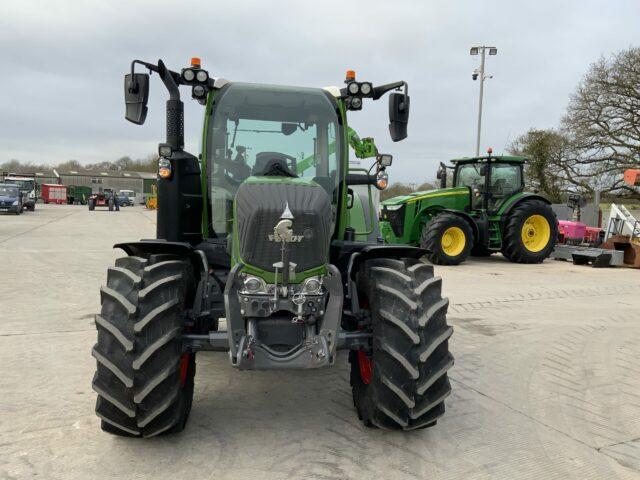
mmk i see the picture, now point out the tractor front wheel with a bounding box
[350,257,454,430]
[501,200,558,263]
[421,213,473,265]
[92,254,196,437]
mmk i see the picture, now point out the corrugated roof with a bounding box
[55,168,156,179]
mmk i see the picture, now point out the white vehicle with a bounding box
[117,189,136,206]
[2,175,36,211]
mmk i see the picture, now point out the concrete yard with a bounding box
[1,204,639,480]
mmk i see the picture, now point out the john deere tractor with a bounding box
[380,151,558,265]
[91,58,454,437]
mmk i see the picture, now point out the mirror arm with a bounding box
[372,80,408,100]
[130,59,182,95]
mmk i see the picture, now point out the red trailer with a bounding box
[41,184,67,204]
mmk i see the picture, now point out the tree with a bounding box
[509,129,567,202]
[561,47,640,195]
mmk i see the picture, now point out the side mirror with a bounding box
[388,92,410,142]
[436,162,447,188]
[281,123,297,136]
[377,154,393,167]
[124,73,150,125]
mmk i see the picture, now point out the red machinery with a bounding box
[41,184,67,204]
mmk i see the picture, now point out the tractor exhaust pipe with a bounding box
[157,60,184,151]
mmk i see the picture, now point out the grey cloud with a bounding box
[0,0,638,182]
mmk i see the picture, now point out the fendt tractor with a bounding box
[91,58,454,437]
[380,152,558,265]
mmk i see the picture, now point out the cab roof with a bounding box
[451,155,526,164]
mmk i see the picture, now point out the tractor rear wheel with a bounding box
[350,258,454,430]
[421,213,473,265]
[92,254,196,437]
[501,200,558,263]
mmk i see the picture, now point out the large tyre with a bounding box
[421,212,473,265]
[88,199,95,211]
[350,258,454,430]
[501,200,558,263]
[92,254,196,438]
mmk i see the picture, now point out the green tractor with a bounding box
[380,151,558,265]
[91,59,454,437]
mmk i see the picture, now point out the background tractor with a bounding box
[88,188,117,211]
[380,150,558,265]
[90,58,454,438]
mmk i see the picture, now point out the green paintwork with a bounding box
[198,88,373,284]
[380,156,545,253]
[451,155,526,164]
[380,187,471,245]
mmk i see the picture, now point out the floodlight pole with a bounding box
[475,48,486,157]
[471,46,497,156]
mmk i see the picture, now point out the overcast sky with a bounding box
[1,0,638,183]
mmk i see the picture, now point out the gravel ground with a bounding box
[1,204,639,480]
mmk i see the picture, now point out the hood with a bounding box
[382,187,469,206]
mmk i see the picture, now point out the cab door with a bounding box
[487,163,523,212]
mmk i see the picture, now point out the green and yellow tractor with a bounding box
[90,59,454,437]
[380,151,558,265]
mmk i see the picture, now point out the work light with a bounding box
[182,69,195,81]
[196,70,208,82]
[349,97,362,110]
[193,85,206,97]
[347,82,360,95]
[360,82,372,96]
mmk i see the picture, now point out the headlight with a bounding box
[302,277,322,294]
[360,82,372,95]
[196,70,208,82]
[182,69,195,81]
[243,276,267,294]
[347,82,360,95]
[385,204,403,211]
[12,201,19,206]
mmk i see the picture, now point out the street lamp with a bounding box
[470,46,497,156]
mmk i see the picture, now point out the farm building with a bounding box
[54,168,156,196]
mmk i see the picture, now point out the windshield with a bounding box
[455,163,485,189]
[207,83,342,237]
[5,179,34,191]
[0,186,18,196]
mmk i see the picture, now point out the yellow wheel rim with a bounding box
[521,214,551,252]
[441,226,466,257]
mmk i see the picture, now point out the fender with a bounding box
[441,208,479,243]
[500,193,551,220]
[345,244,426,281]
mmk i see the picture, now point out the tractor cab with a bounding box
[439,152,525,212]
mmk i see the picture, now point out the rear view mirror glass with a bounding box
[388,92,410,142]
[281,123,298,136]
[124,73,149,125]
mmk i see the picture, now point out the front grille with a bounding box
[382,205,406,238]
[235,182,332,273]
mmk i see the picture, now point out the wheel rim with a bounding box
[441,226,466,256]
[357,350,373,385]
[521,214,551,252]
